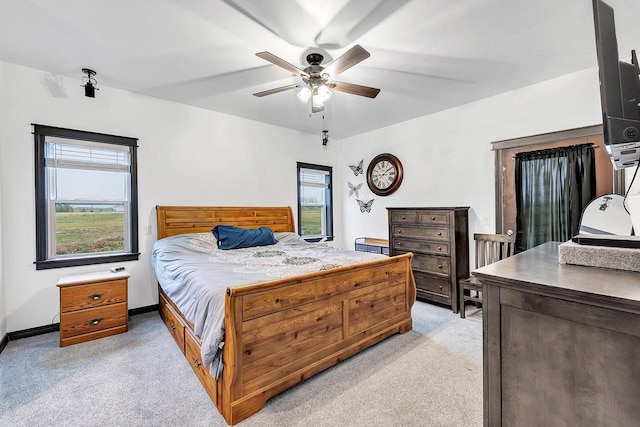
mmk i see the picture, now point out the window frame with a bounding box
[34,124,140,270]
[296,162,334,242]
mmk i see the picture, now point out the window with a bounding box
[297,162,333,241]
[34,125,139,270]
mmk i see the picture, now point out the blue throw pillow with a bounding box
[211,225,277,250]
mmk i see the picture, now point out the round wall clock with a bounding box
[366,153,404,196]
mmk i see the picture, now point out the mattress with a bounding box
[151,231,385,377]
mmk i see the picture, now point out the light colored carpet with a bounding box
[0,302,483,426]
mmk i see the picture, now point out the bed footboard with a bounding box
[220,253,415,424]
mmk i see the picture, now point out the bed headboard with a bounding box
[156,206,295,239]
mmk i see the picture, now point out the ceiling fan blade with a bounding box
[324,45,371,77]
[256,52,307,77]
[331,81,381,98]
[311,103,325,113]
[253,84,299,97]
[315,0,410,49]
[223,0,318,47]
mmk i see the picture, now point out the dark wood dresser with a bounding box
[387,207,469,312]
[474,242,640,427]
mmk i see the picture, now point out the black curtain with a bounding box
[515,144,596,252]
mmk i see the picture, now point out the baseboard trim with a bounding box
[0,304,159,354]
[0,333,8,354]
[128,304,159,316]
[8,323,59,341]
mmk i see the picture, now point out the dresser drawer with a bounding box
[60,279,127,313]
[414,273,451,297]
[393,238,450,255]
[418,211,449,225]
[60,302,128,339]
[390,211,418,223]
[392,225,449,241]
[160,294,186,354]
[412,253,450,277]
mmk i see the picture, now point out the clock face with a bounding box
[366,153,403,196]
[371,160,397,190]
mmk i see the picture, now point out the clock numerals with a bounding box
[366,153,403,196]
[372,162,396,190]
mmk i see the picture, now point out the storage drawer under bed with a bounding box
[159,293,186,354]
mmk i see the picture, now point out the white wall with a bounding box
[0,59,609,334]
[336,67,603,267]
[0,61,337,333]
[0,60,6,338]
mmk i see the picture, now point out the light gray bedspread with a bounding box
[151,232,384,378]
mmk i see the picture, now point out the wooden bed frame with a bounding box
[155,205,416,425]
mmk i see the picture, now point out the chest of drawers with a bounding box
[57,270,129,347]
[388,207,469,312]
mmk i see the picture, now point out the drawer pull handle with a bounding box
[89,293,103,300]
[398,242,403,246]
[431,216,436,221]
[397,230,402,234]
[438,264,443,269]
[438,286,443,290]
[437,232,442,236]
[89,317,103,326]
[437,246,442,251]
[170,323,176,331]
[402,215,406,219]
[193,358,202,368]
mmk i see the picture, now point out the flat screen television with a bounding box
[592,0,640,169]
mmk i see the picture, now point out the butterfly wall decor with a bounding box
[347,181,363,197]
[356,198,374,213]
[348,159,363,176]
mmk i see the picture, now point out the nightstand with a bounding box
[57,270,129,347]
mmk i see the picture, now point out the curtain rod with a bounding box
[511,143,599,159]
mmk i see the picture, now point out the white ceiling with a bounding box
[1,0,639,139]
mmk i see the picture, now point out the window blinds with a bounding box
[45,138,130,173]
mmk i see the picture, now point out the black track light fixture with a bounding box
[81,68,98,98]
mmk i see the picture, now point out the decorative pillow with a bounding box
[211,225,277,250]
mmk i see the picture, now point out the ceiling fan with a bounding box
[223,0,409,49]
[253,44,380,113]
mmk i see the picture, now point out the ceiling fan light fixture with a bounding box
[317,84,332,102]
[312,95,324,109]
[297,86,312,104]
[312,88,325,109]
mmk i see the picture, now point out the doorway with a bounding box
[492,125,624,238]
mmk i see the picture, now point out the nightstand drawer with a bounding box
[60,302,128,339]
[60,279,127,312]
